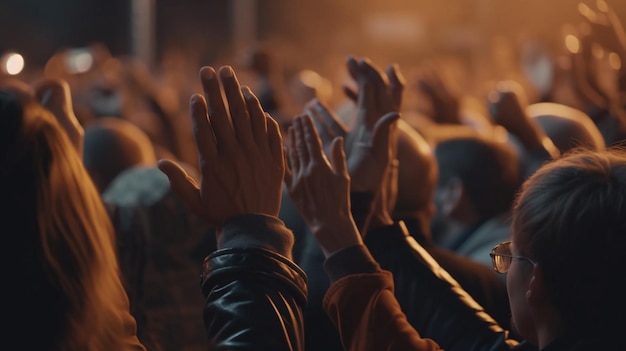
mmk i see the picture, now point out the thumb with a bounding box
[371,112,400,152]
[157,159,204,217]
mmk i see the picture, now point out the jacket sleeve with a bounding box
[201,214,308,351]
[365,221,528,351]
[323,245,443,351]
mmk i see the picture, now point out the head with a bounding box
[433,131,521,227]
[527,102,605,154]
[392,119,438,222]
[507,148,626,346]
[83,116,157,193]
[1,87,134,348]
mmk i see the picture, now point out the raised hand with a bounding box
[488,80,560,159]
[284,114,362,257]
[35,79,84,156]
[414,65,461,125]
[158,66,285,227]
[341,57,402,192]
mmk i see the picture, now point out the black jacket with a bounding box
[363,220,535,351]
[201,215,307,351]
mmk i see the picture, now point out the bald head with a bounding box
[392,119,439,218]
[83,117,157,193]
[527,102,605,154]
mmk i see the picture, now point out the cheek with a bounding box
[506,264,536,344]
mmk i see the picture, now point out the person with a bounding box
[158,65,307,350]
[2,78,146,350]
[287,106,626,350]
[431,131,522,269]
[284,113,529,351]
[83,114,212,351]
[83,116,158,193]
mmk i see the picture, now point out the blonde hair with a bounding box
[3,91,143,350]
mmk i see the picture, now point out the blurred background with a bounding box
[2,0,624,167]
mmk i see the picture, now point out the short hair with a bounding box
[83,116,157,193]
[512,148,626,334]
[435,133,521,220]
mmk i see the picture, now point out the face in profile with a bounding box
[505,231,538,346]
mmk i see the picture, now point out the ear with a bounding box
[526,264,550,305]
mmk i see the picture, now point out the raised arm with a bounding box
[284,114,442,351]
[159,65,306,351]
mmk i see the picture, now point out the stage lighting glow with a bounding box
[3,52,25,75]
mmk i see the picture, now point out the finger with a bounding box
[283,146,292,185]
[287,126,300,176]
[242,86,268,146]
[293,116,310,167]
[313,99,347,136]
[343,85,358,102]
[346,55,360,82]
[305,102,335,147]
[359,57,388,87]
[360,80,377,128]
[189,94,218,164]
[371,112,401,155]
[219,66,254,147]
[199,66,237,152]
[330,137,348,177]
[266,113,284,169]
[387,63,405,110]
[157,159,204,217]
[302,114,328,165]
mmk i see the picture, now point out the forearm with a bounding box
[322,245,442,351]
[204,214,307,350]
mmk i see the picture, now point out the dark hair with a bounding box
[513,148,626,334]
[435,135,521,220]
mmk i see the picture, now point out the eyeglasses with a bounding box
[489,241,535,274]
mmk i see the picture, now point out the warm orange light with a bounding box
[596,0,608,13]
[592,43,604,59]
[608,52,621,70]
[565,35,580,54]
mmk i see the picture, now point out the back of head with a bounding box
[393,119,438,218]
[513,148,626,334]
[83,116,157,193]
[1,87,136,349]
[435,131,521,221]
[527,102,605,154]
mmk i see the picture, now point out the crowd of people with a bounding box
[3,1,626,350]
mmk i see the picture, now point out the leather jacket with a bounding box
[201,215,308,351]
[362,221,536,351]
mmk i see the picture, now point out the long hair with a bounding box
[1,88,142,350]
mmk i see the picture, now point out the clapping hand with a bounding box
[284,114,362,257]
[158,66,285,227]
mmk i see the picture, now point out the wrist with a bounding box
[310,218,363,257]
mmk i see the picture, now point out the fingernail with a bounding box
[241,86,252,97]
[221,66,234,77]
[200,66,215,80]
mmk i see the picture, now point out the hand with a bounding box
[341,57,402,193]
[158,66,285,227]
[488,81,560,159]
[284,114,362,257]
[414,65,461,125]
[35,79,84,157]
[306,98,399,192]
